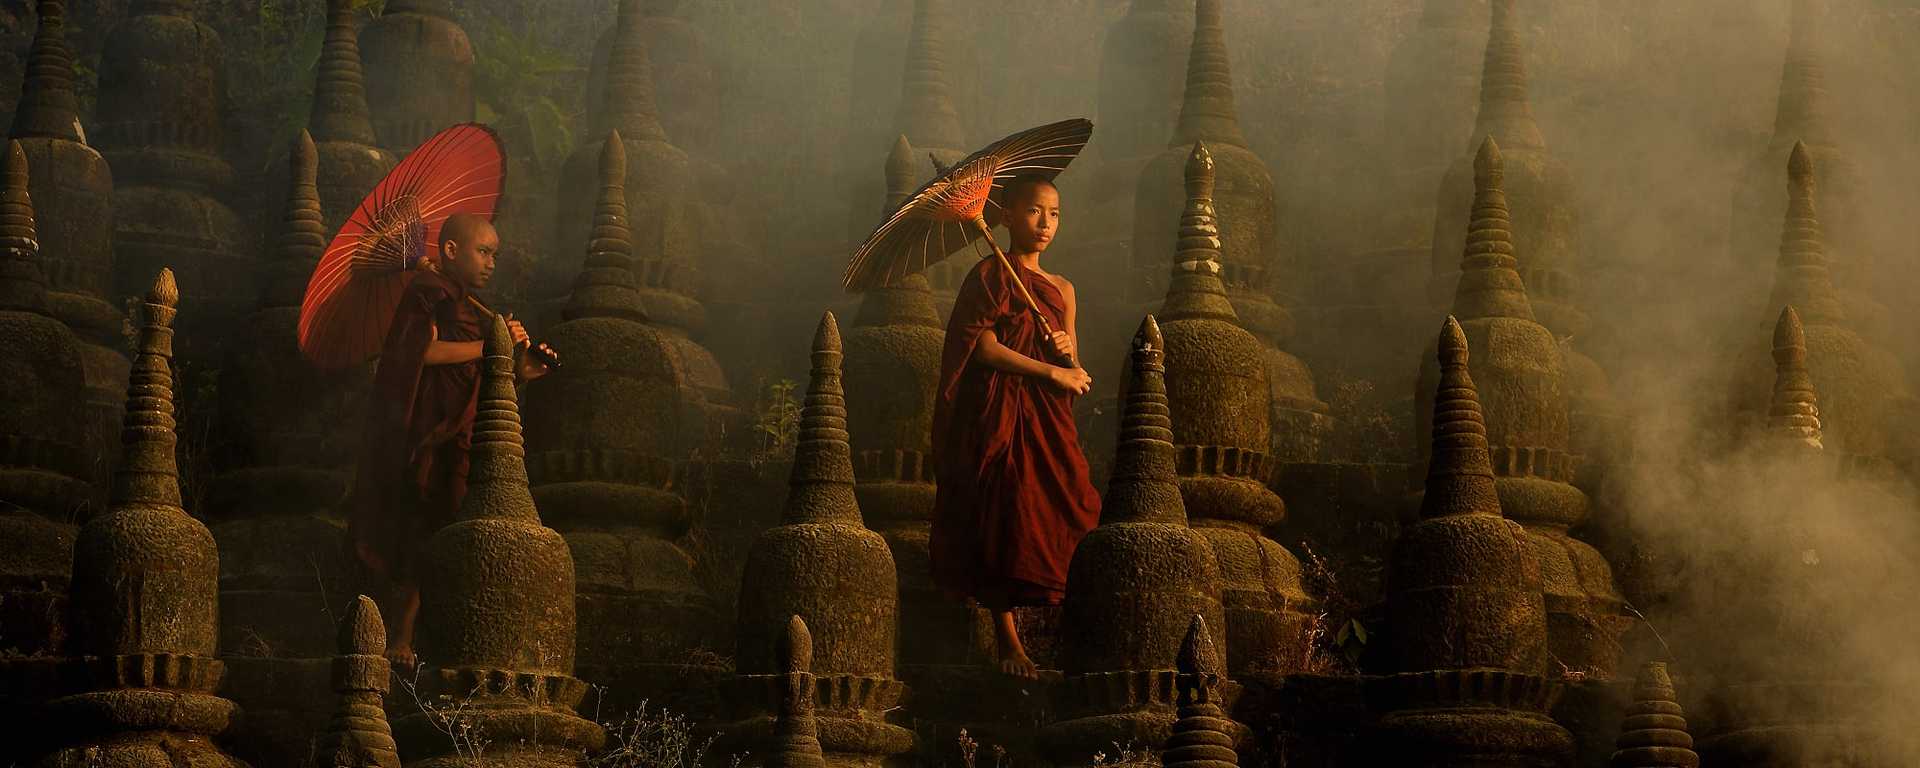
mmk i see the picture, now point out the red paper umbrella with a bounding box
[297,123,505,370]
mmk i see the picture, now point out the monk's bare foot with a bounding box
[386,644,416,671]
[998,650,1040,680]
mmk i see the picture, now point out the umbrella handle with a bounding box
[969,216,1080,370]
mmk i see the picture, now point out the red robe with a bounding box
[350,270,484,583]
[929,257,1102,610]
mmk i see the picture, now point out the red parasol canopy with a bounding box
[297,123,505,370]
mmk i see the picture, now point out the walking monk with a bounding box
[351,213,556,667]
[929,175,1102,679]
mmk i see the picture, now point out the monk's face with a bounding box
[1003,182,1061,254]
[440,221,499,290]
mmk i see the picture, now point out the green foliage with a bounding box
[751,378,801,461]
[218,0,328,169]
[470,17,590,177]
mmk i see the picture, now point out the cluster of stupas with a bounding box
[2,0,1917,766]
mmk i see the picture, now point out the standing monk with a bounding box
[351,213,556,667]
[929,175,1101,679]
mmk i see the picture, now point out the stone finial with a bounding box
[1769,142,1844,325]
[1471,0,1545,150]
[601,0,669,142]
[884,134,917,215]
[0,139,48,314]
[1774,0,1829,146]
[1171,0,1248,149]
[318,595,401,768]
[893,0,967,152]
[1768,305,1823,450]
[111,267,184,511]
[1102,315,1188,526]
[456,315,539,523]
[1609,662,1699,768]
[1421,316,1501,519]
[310,0,378,145]
[11,0,84,142]
[1162,615,1238,768]
[564,130,648,322]
[783,311,862,526]
[767,615,828,768]
[1160,141,1236,323]
[1451,136,1536,322]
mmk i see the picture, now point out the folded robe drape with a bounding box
[929,256,1102,610]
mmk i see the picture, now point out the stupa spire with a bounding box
[1103,315,1188,526]
[1171,0,1248,149]
[1768,305,1823,450]
[1470,0,1545,150]
[565,130,648,322]
[111,268,184,512]
[457,316,539,524]
[1161,616,1238,768]
[893,0,967,152]
[884,134,917,215]
[855,136,940,328]
[1160,141,1237,322]
[316,595,402,768]
[600,0,669,142]
[766,616,829,768]
[1421,315,1501,519]
[1451,137,1536,321]
[1768,142,1844,325]
[1609,662,1700,768]
[0,139,48,314]
[1773,0,1830,147]
[784,312,862,526]
[262,130,324,308]
[11,0,84,142]
[310,0,378,145]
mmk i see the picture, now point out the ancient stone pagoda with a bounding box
[747,616,830,768]
[207,133,357,658]
[587,0,721,163]
[731,311,911,767]
[1610,662,1698,768]
[1728,0,1888,346]
[398,316,606,767]
[843,135,956,671]
[0,138,92,659]
[92,0,251,365]
[34,268,250,768]
[1375,315,1572,766]
[316,596,401,768]
[1727,143,1908,471]
[357,0,474,155]
[1160,617,1240,768]
[519,132,721,703]
[1429,0,1622,478]
[1043,315,1230,766]
[1415,138,1627,679]
[1158,142,1315,679]
[10,0,123,485]
[1132,0,1328,462]
[552,0,735,443]
[308,0,397,234]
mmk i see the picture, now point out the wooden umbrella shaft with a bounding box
[969,216,1079,369]
[464,295,563,370]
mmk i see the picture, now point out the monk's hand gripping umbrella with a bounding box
[843,118,1095,368]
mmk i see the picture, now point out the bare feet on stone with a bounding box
[992,608,1040,680]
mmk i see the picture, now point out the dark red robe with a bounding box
[929,257,1102,610]
[350,270,483,584]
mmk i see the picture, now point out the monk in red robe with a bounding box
[929,175,1101,679]
[351,213,556,667]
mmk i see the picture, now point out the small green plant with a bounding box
[589,700,738,768]
[751,378,802,462]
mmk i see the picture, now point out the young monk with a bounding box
[350,213,557,667]
[929,175,1102,679]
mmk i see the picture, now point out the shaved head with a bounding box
[437,213,499,290]
[439,213,493,254]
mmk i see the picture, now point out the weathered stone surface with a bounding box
[400,315,605,767]
[733,312,910,767]
[1044,315,1231,765]
[1416,138,1626,679]
[357,0,473,155]
[1161,617,1239,768]
[316,596,400,768]
[310,0,396,236]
